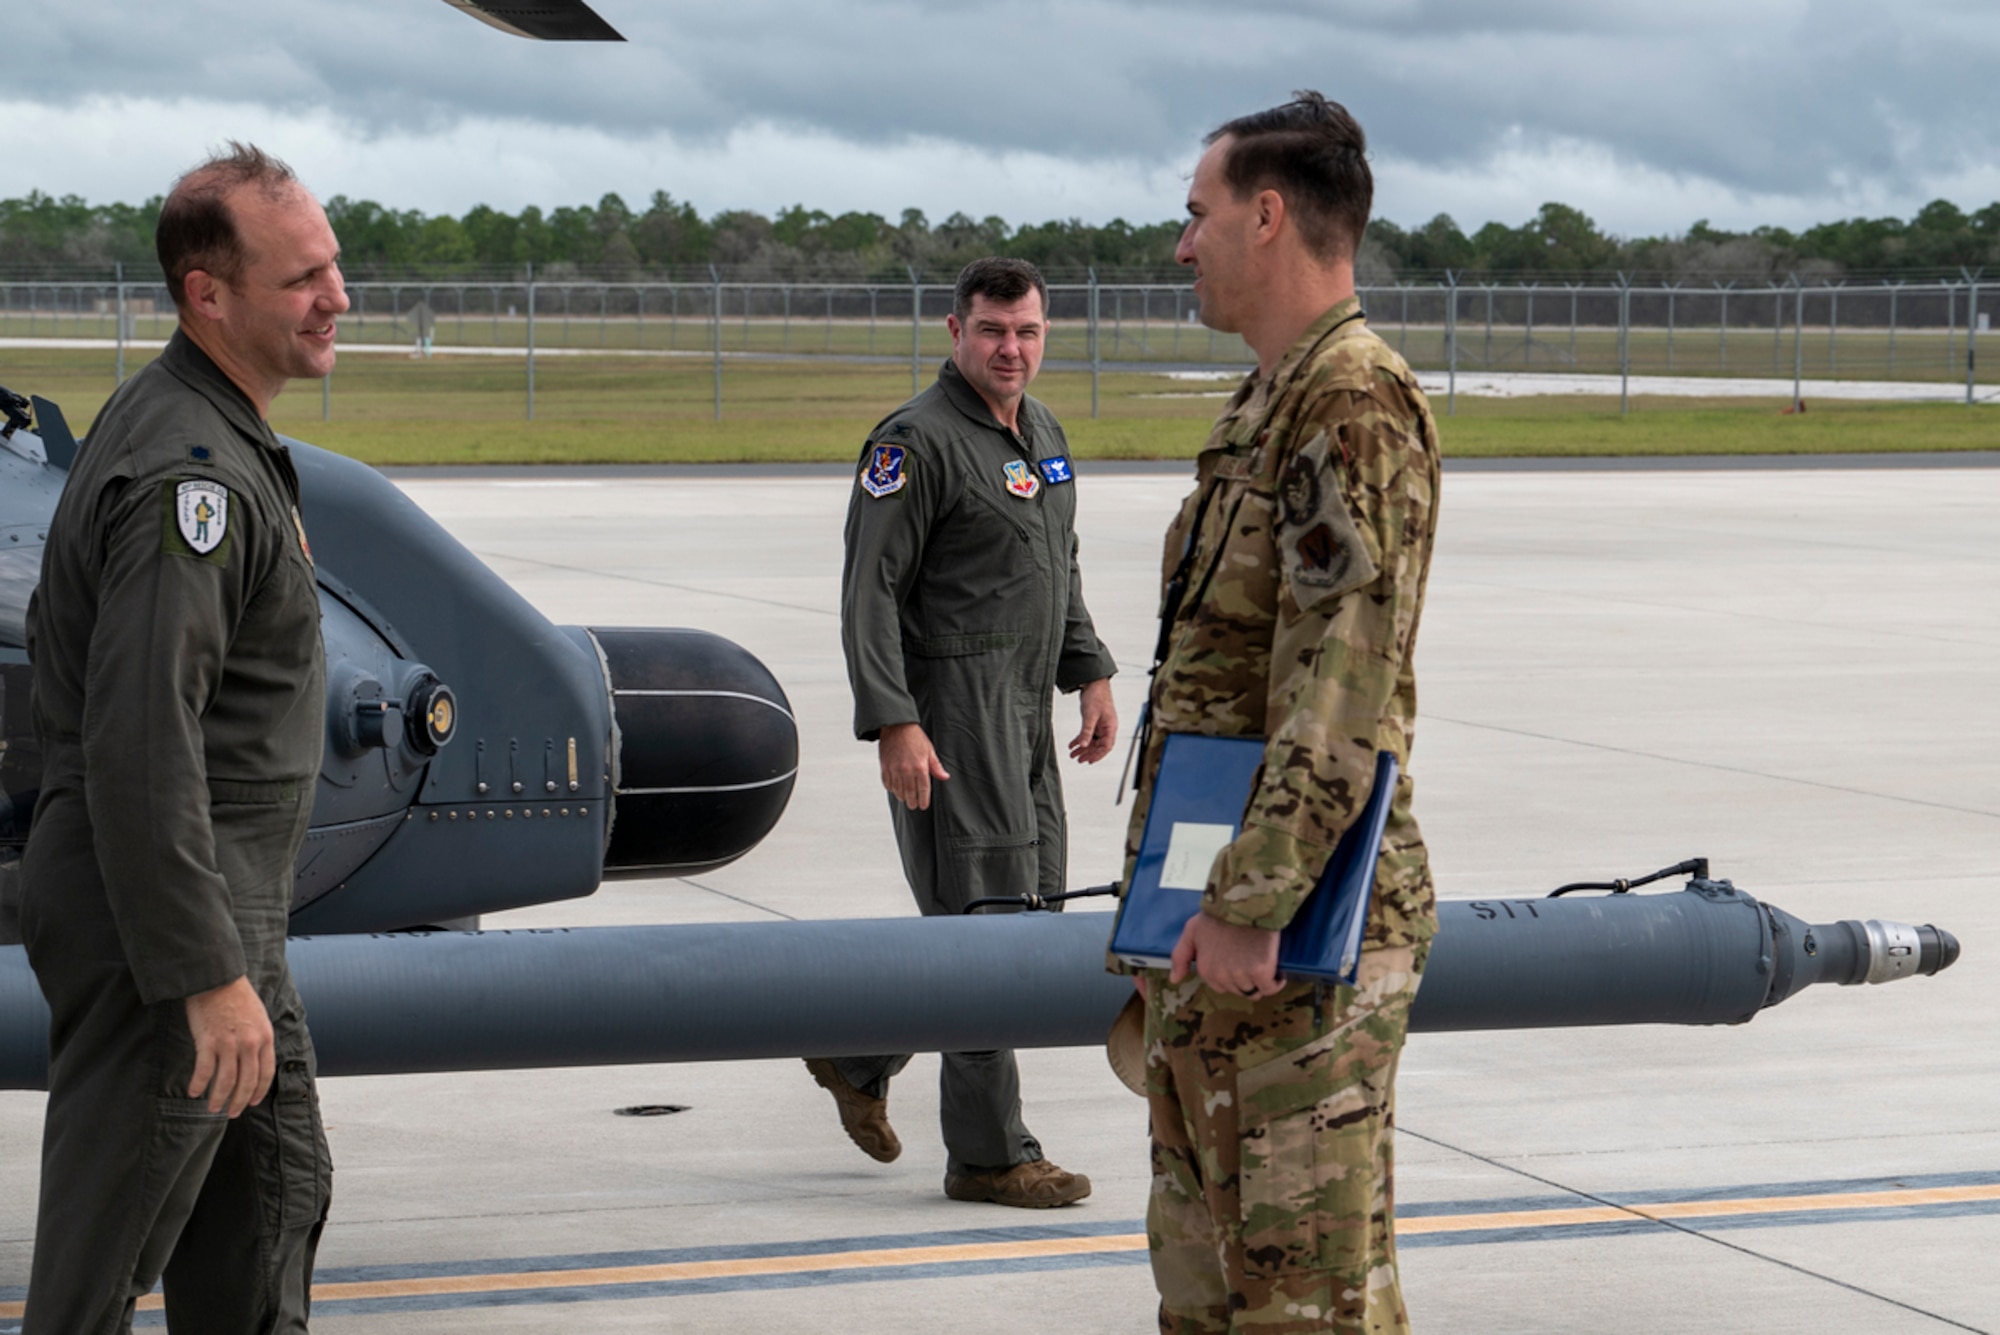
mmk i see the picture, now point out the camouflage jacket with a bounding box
[1123,298,1441,952]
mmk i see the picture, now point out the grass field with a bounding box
[1,345,1993,466]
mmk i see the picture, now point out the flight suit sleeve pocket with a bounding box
[1276,431,1379,613]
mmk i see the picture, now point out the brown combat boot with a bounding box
[804,1058,901,1163]
[943,1159,1092,1208]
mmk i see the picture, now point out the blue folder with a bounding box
[1108,736,1398,985]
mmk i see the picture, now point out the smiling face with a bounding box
[946,290,1047,424]
[1175,135,1265,335]
[183,184,348,412]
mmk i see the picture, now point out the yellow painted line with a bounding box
[1394,1182,2000,1237]
[4,1181,1996,1318]
[1636,1183,2000,1222]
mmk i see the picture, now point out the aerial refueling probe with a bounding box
[0,876,1959,1087]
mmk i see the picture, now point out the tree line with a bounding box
[4,188,1997,283]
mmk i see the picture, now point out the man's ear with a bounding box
[1252,188,1287,248]
[181,269,226,322]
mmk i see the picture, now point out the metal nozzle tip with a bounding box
[1923,925,1960,975]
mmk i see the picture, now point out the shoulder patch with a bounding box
[1277,431,1379,611]
[163,478,232,564]
[860,443,908,498]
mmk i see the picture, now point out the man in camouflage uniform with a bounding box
[1122,94,1441,1332]
[21,145,344,1333]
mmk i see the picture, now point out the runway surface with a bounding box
[2,459,1996,1332]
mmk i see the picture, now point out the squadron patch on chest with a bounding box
[1037,455,1073,486]
[1277,433,1379,611]
[1003,459,1040,498]
[860,444,908,498]
[173,479,230,557]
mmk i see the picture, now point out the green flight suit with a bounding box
[834,358,1116,1173]
[20,330,331,1334]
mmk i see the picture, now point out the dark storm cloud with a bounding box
[26,0,2000,206]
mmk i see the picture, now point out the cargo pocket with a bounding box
[253,1058,332,1233]
[1236,1058,1325,1277]
[1235,1015,1391,1279]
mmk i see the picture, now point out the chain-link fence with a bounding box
[2,269,1992,419]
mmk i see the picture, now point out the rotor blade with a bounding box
[436,0,625,41]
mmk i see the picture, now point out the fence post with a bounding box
[525,263,536,422]
[113,261,127,385]
[1618,274,1631,416]
[1965,267,1982,405]
[1665,283,1677,372]
[1445,271,1458,416]
[710,264,723,422]
[1945,283,1956,373]
[1791,276,1805,411]
[1716,283,1732,372]
[1523,282,1537,365]
[1828,282,1841,374]
[908,266,922,397]
[1482,284,1494,366]
[1888,282,1899,373]
[1089,267,1101,420]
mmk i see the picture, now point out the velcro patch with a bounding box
[861,444,907,498]
[1213,449,1263,481]
[1037,455,1073,486]
[1277,431,1378,610]
[163,478,232,564]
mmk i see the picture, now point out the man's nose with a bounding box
[322,270,353,314]
[1175,224,1197,264]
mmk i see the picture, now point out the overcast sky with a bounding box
[9,0,2000,237]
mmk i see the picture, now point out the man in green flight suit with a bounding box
[1125,95,1442,1331]
[20,143,347,1333]
[807,257,1118,1209]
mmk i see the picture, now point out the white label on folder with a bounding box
[1160,822,1236,891]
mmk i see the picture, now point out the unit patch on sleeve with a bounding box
[1003,459,1041,498]
[1037,455,1073,486]
[1276,432,1379,611]
[861,444,908,498]
[171,479,231,558]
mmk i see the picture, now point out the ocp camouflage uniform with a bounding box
[1122,298,1440,1333]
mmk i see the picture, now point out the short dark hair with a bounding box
[1206,91,1371,264]
[157,142,300,311]
[953,257,1048,321]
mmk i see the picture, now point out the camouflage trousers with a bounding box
[1144,947,1420,1334]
